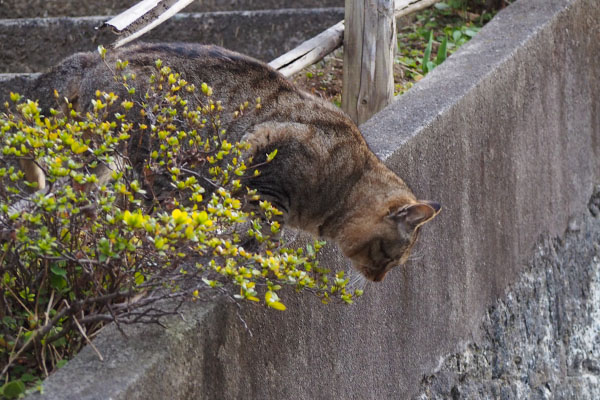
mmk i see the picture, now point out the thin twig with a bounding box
[41,344,49,378]
[44,290,55,327]
[107,303,128,339]
[72,313,104,362]
[2,326,24,378]
[4,284,32,316]
[0,297,78,375]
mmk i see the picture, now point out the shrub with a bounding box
[0,54,362,396]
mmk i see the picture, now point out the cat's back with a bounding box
[116,43,284,87]
[118,44,365,149]
[37,43,297,110]
[32,43,324,131]
[28,42,361,147]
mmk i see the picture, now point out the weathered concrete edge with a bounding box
[25,0,600,398]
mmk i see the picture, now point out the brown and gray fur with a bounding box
[15,43,440,282]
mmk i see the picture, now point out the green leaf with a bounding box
[435,35,448,65]
[464,28,479,37]
[50,274,67,291]
[20,373,36,383]
[50,265,67,277]
[97,45,107,60]
[452,30,462,42]
[422,31,434,73]
[266,149,278,162]
[434,2,450,10]
[9,92,22,103]
[267,301,286,311]
[3,272,13,285]
[265,291,286,311]
[2,380,26,399]
[134,271,145,285]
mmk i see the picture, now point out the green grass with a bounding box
[294,0,502,101]
[394,1,497,95]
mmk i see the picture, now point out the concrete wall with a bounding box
[0,8,344,73]
[19,0,600,398]
[0,0,343,18]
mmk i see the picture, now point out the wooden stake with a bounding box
[342,0,396,125]
[270,0,440,79]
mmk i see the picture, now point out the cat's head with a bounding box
[341,200,441,282]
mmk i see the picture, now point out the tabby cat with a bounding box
[15,43,440,282]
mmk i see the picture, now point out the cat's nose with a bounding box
[372,270,387,282]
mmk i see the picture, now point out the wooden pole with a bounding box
[271,0,441,79]
[342,0,396,125]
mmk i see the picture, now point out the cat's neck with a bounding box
[285,152,414,243]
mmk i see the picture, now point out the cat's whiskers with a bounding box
[281,228,300,247]
[406,247,426,262]
[347,268,369,292]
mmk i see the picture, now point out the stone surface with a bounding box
[0,74,40,98]
[27,302,224,400]
[20,0,600,398]
[0,0,343,19]
[0,8,344,73]
[416,188,600,399]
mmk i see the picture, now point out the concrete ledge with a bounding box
[23,0,600,398]
[0,8,344,73]
[0,0,343,19]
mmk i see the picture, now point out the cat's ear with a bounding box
[387,201,441,229]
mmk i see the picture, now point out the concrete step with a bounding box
[0,8,344,73]
[0,0,343,19]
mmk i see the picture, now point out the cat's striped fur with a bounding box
[18,43,440,281]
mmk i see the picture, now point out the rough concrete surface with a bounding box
[0,0,343,18]
[416,188,600,399]
[19,0,600,398]
[0,8,344,73]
